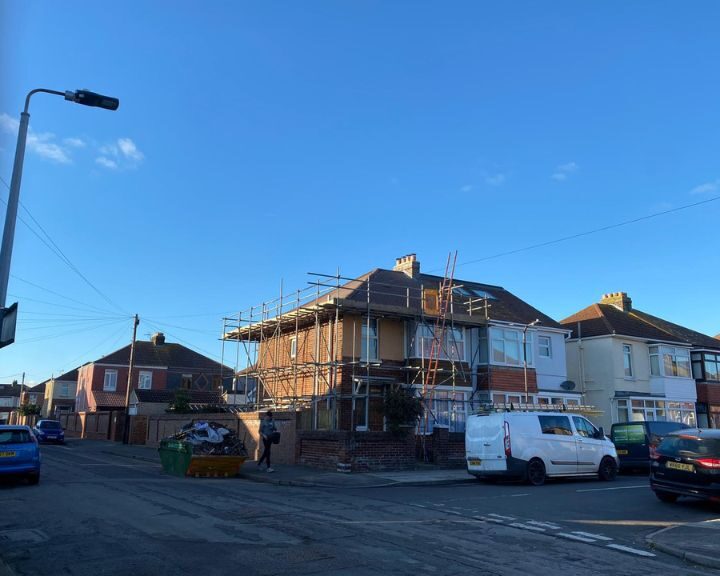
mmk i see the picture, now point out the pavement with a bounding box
[79,439,720,570]
[647,519,720,570]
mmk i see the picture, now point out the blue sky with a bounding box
[1,1,719,385]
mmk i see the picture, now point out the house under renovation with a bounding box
[223,254,577,446]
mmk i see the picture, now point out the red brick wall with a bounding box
[297,430,417,471]
[416,428,466,468]
[477,365,538,394]
[697,383,720,405]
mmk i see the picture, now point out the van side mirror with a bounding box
[596,427,605,440]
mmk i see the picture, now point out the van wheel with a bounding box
[598,457,618,481]
[526,458,546,486]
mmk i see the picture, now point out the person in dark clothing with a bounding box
[258,411,277,472]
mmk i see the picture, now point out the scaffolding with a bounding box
[220,262,492,432]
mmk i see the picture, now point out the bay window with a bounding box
[649,345,691,377]
[413,324,465,361]
[489,327,533,367]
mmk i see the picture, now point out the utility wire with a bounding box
[11,275,124,317]
[0,175,128,315]
[8,293,128,316]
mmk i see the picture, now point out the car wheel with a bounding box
[526,458,546,486]
[27,473,40,486]
[654,490,678,503]
[598,456,618,481]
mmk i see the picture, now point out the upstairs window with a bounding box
[103,370,117,392]
[623,344,633,377]
[538,335,552,358]
[414,325,465,361]
[650,345,691,378]
[138,371,152,390]
[290,337,297,359]
[361,318,379,362]
[704,352,720,381]
[490,327,532,366]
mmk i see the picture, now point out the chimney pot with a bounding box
[600,292,632,312]
[393,253,421,278]
[151,332,166,346]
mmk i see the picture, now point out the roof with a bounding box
[230,267,564,340]
[133,389,222,404]
[561,304,720,349]
[54,368,79,382]
[0,384,21,397]
[92,391,126,409]
[92,341,231,373]
[27,382,46,394]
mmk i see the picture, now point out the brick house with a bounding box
[42,368,78,418]
[0,383,21,424]
[75,332,233,412]
[562,292,720,430]
[226,254,572,437]
[20,382,46,412]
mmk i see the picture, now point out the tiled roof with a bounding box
[55,368,79,382]
[92,391,126,408]
[0,384,21,397]
[561,304,719,349]
[133,389,221,404]
[93,341,231,373]
[320,268,564,328]
[28,382,46,393]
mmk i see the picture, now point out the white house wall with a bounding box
[534,330,570,392]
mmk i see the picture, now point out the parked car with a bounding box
[650,428,720,504]
[32,419,65,444]
[465,411,618,486]
[0,425,41,485]
[611,420,690,471]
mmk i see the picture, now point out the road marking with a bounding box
[487,513,516,521]
[481,517,506,524]
[576,485,647,493]
[571,531,612,541]
[526,521,561,530]
[606,544,656,557]
[557,532,598,543]
[510,493,529,497]
[509,522,545,533]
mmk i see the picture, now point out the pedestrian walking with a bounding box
[258,410,277,472]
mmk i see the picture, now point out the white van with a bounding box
[465,411,618,485]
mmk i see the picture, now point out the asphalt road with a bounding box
[0,443,718,576]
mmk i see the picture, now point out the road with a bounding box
[0,442,718,576]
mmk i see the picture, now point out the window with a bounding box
[572,416,598,438]
[60,383,69,397]
[290,337,297,359]
[538,415,573,436]
[666,401,697,426]
[623,344,633,378]
[423,390,467,433]
[103,370,117,392]
[413,324,465,361]
[649,345,691,377]
[361,318,379,362]
[490,328,533,366]
[181,374,193,389]
[0,398,13,407]
[615,398,668,423]
[703,352,720,382]
[538,335,552,358]
[352,379,368,430]
[138,371,152,390]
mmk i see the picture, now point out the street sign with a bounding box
[0,302,18,349]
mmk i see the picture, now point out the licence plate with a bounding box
[468,459,481,466]
[47,436,56,439]
[666,461,694,472]
[0,451,16,457]
[616,449,628,455]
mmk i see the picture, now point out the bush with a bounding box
[384,386,422,436]
[167,390,191,414]
[19,404,41,416]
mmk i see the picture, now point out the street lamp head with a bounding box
[66,89,119,111]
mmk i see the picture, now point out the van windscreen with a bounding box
[612,424,645,444]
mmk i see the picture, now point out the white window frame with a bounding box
[489,327,533,367]
[649,345,691,378]
[413,324,465,361]
[352,379,369,431]
[623,344,633,378]
[538,335,552,358]
[361,318,379,362]
[60,383,69,397]
[138,371,152,390]
[103,369,117,392]
[290,336,297,359]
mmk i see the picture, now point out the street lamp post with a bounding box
[523,319,541,404]
[0,89,119,340]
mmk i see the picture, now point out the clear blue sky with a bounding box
[2,1,719,385]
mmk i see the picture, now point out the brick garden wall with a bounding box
[416,427,466,468]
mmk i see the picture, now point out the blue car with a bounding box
[32,419,65,444]
[0,425,41,485]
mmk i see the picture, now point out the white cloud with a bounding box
[485,173,506,186]
[1,112,71,164]
[63,137,86,148]
[117,138,143,162]
[97,137,144,169]
[552,161,578,181]
[690,179,719,195]
[460,184,473,192]
[95,156,118,169]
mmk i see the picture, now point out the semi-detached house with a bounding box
[562,292,720,431]
[226,254,574,436]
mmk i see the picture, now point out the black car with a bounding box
[650,428,720,503]
[611,420,691,471]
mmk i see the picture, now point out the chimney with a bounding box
[393,253,420,278]
[151,332,166,346]
[600,292,632,312]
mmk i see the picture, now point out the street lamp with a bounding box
[523,319,541,404]
[0,88,119,346]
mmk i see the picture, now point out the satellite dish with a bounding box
[560,380,576,391]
